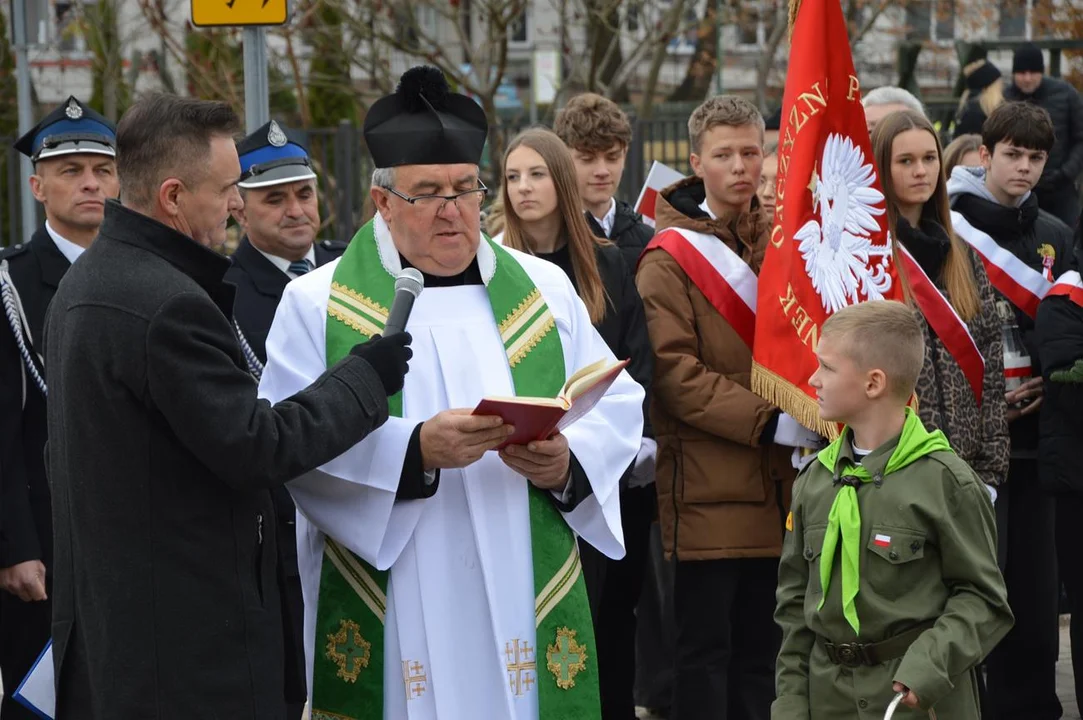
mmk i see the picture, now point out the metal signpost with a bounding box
[191,0,289,133]
[12,0,38,243]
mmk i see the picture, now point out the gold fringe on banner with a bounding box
[751,362,840,440]
[787,0,803,39]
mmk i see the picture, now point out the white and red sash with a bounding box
[1048,270,1083,309]
[897,245,986,406]
[641,227,758,347]
[951,210,1051,318]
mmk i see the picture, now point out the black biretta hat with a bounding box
[363,66,488,169]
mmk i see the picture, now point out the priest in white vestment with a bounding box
[258,66,644,720]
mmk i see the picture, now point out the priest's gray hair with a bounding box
[372,167,396,189]
[862,86,926,117]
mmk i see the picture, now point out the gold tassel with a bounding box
[751,362,840,440]
[787,0,803,40]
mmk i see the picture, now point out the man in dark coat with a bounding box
[0,96,118,719]
[224,120,346,718]
[43,93,415,720]
[1005,42,1083,229]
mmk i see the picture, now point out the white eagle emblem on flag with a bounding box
[795,133,893,314]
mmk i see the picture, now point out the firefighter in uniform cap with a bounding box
[0,96,118,718]
[224,119,346,719]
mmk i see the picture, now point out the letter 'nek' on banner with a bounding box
[750,0,906,438]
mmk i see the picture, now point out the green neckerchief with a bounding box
[311,219,601,720]
[816,408,952,635]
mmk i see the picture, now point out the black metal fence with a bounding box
[0,103,965,249]
[297,117,699,245]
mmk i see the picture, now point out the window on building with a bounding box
[626,1,640,32]
[460,0,472,45]
[935,0,955,41]
[394,7,420,51]
[735,0,780,48]
[509,10,528,44]
[998,0,1026,38]
[906,0,955,41]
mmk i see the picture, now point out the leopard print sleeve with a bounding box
[969,251,1010,487]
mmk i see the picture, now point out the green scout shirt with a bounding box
[772,413,1013,720]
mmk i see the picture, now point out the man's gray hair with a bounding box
[862,86,926,117]
[371,167,396,189]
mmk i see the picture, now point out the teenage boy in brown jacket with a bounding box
[636,95,820,720]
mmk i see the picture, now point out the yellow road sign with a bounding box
[191,0,287,27]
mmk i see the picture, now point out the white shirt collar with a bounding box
[698,198,718,220]
[253,243,317,278]
[45,221,86,265]
[590,198,617,237]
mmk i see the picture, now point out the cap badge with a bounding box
[268,121,288,148]
[65,98,83,120]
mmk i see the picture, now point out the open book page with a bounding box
[561,358,612,400]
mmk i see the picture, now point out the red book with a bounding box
[473,358,630,449]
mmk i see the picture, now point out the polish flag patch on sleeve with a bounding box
[873,533,892,547]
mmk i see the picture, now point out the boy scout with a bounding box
[773,301,1013,719]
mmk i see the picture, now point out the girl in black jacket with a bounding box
[501,127,655,720]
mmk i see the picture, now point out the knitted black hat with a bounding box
[1013,43,1045,74]
[363,66,488,169]
[966,62,1002,92]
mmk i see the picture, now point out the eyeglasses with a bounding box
[384,181,489,212]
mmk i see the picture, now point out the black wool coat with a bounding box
[44,201,392,720]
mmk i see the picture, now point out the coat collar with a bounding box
[231,237,289,298]
[28,226,72,289]
[99,200,230,290]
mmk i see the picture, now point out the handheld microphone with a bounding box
[383,268,424,337]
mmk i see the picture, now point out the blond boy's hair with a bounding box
[687,95,765,155]
[821,301,925,401]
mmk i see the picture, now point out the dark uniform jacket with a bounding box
[0,228,66,574]
[44,201,392,719]
[225,236,347,364]
[223,234,346,706]
[0,229,69,720]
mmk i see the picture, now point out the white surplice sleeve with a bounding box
[543,267,645,562]
[258,270,423,571]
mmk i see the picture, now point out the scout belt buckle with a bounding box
[823,639,869,667]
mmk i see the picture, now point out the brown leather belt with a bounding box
[818,621,936,667]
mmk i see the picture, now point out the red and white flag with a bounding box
[750,0,906,437]
[1048,270,1083,308]
[634,161,685,228]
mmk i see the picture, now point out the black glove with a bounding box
[350,332,413,396]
